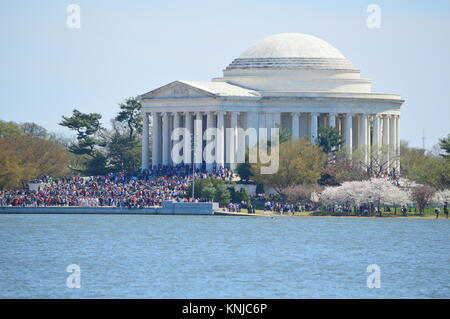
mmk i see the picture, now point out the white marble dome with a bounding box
[239,33,346,59]
[226,33,356,71]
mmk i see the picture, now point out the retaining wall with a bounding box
[0,201,218,215]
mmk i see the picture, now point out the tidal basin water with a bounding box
[0,214,449,298]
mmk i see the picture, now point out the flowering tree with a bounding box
[410,185,436,213]
[281,184,322,204]
[319,178,411,215]
[319,181,367,207]
[319,186,342,206]
[432,189,450,205]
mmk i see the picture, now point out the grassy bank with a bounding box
[238,208,447,219]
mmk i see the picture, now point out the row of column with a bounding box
[147,111,228,169]
[142,111,400,171]
[289,112,399,158]
[336,113,400,171]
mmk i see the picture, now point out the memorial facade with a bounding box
[139,33,404,171]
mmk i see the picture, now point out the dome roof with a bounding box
[226,33,356,71]
[239,33,346,59]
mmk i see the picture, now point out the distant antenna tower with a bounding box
[422,129,426,150]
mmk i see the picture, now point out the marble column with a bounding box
[229,112,238,169]
[359,114,368,164]
[194,112,203,169]
[344,113,353,154]
[162,112,169,166]
[247,111,259,148]
[383,115,390,169]
[142,113,149,169]
[171,112,180,165]
[184,112,192,165]
[205,111,215,172]
[336,115,342,136]
[291,112,300,140]
[328,113,336,128]
[310,112,319,142]
[237,113,246,164]
[372,115,380,148]
[151,112,160,168]
[216,111,225,168]
[396,115,401,172]
[390,115,397,173]
[172,112,180,133]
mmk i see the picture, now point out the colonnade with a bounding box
[142,111,400,172]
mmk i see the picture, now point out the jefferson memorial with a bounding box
[139,33,403,171]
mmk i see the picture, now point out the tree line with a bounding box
[0,98,144,189]
[0,120,73,189]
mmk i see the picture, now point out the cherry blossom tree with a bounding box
[319,178,411,215]
[410,185,436,214]
[432,189,450,205]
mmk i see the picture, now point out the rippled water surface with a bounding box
[0,214,449,298]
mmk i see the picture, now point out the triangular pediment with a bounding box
[139,81,217,100]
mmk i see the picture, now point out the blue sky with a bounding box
[1,0,449,148]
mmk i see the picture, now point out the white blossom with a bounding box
[319,178,411,207]
[432,189,450,205]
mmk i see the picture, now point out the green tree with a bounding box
[439,133,450,157]
[317,127,344,153]
[409,156,450,190]
[0,135,69,188]
[238,187,251,203]
[84,152,109,176]
[251,138,326,194]
[202,182,216,201]
[106,98,144,172]
[235,148,255,182]
[60,109,105,156]
[186,178,231,205]
[399,137,450,190]
[20,122,49,139]
[0,120,22,138]
[0,150,23,189]
[60,109,107,175]
[236,162,252,182]
[107,120,142,173]
[214,183,231,206]
[400,141,428,177]
[115,97,143,140]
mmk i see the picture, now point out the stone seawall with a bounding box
[0,201,218,216]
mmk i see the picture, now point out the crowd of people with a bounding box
[0,165,235,208]
[0,163,423,215]
[263,201,317,214]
